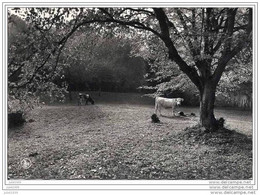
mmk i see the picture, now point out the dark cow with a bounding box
[78,93,95,106]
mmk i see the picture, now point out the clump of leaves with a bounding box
[8,111,26,128]
[180,125,252,152]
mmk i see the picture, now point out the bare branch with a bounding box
[176,8,200,57]
[126,8,155,16]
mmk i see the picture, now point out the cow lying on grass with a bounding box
[78,93,95,106]
[155,97,184,116]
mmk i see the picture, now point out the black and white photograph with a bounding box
[1,1,258,194]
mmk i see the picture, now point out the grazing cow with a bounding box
[78,93,95,106]
[155,97,184,116]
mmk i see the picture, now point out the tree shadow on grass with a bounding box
[160,114,194,121]
[176,125,252,155]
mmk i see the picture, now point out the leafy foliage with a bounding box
[132,28,252,106]
[8,12,68,113]
[60,31,146,92]
[131,33,200,104]
[217,47,252,96]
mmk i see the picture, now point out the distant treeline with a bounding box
[54,34,147,94]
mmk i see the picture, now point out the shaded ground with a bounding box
[8,103,252,180]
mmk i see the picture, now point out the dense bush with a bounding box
[8,112,25,128]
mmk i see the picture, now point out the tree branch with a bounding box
[123,8,154,16]
[176,8,200,57]
[212,8,252,85]
[153,8,202,90]
[15,52,52,89]
[204,8,212,55]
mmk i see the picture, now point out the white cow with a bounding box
[155,97,184,116]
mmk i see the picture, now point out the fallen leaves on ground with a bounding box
[8,104,252,180]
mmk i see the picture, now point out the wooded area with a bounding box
[8,7,252,131]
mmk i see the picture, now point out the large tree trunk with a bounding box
[199,81,218,131]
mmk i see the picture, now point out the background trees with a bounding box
[60,31,146,94]
[8,13,67,114]
[217,47,252,107]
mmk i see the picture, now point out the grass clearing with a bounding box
[8,103,252,180]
